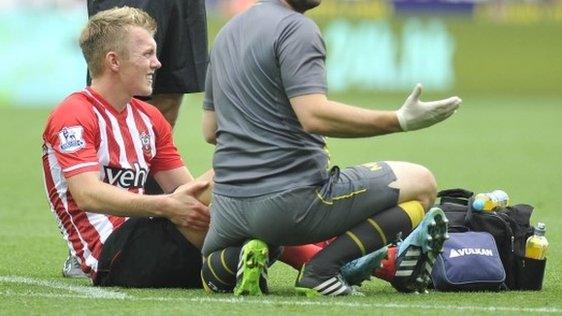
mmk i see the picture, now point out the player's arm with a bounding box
[154,166,214,206]
[153,166,194,193]
[202,110,217,144]
[67,171,210,230]
[290,84,462,137]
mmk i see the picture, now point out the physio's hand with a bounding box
[396,84,462,131]
[167,180,210,231]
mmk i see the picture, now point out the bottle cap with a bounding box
[535,222,546,236]
[537,222,546,230]
[472,199,484,211]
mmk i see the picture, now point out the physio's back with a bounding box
[205,0,330,197]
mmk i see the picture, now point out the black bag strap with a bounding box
[449,225,470,232]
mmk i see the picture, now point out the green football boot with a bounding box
[234,239,269,296]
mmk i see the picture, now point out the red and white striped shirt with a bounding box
[42,87,184,275]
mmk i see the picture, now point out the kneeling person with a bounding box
[200,0,460,296]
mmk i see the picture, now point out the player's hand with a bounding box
[396,83,462,131]
[167,180,210,231]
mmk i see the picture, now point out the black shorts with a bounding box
[93,217,203,288]
[87,0,208,94]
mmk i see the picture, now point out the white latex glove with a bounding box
[396,84,462,131]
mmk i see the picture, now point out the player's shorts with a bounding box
[87,0,208,94]
[93,217,202,288]
[202,162,399,256]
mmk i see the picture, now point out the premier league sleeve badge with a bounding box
[58,126,86,153]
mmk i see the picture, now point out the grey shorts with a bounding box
[202,162,399,256]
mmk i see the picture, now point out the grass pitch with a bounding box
[0,92,561,315]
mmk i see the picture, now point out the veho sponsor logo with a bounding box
[104,162,147,189]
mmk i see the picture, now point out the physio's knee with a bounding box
[415,166,437,209]
[390,161,437,209]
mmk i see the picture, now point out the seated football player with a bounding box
[42,7,212,288]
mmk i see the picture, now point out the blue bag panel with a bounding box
[432,231,506,291]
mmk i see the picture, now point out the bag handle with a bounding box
[437,188,474,206]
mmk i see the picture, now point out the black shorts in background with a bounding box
[87,0,209,94]
[93,217,203,288]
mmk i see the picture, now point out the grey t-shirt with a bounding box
[204,0,329,197]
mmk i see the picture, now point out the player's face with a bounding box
[286,0,321,12]
[119,26,161,97]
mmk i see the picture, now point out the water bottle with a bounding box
[525,222,548,260]
[472,190,509,212]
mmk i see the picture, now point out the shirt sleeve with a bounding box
[276,16,328,98]
[203,60,215,111]
[43,99,100,178]
[150,109,185,173]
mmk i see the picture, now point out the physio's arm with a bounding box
[290,94,401,137]
[202,110,217,144]
[290,84,461,137]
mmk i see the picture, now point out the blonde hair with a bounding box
[79,6,157,78]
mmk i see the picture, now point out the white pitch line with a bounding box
[0,288,560,314]
[0,275,129,299]
[1,291,560,315]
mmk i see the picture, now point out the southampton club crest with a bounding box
[139,131,152,155]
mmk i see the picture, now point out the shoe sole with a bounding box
[394,207,449,293]
[234,239,269,296]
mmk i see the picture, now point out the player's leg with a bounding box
[61,251,88,278]
[94,217,202,288]
[127,0,206,193]
[172,169,214,249]
[146,0,207,128]
[147,93,183,128]
[282,240,397,286]
[280,244,324,270]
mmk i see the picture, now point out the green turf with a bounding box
[1,92,561,315]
